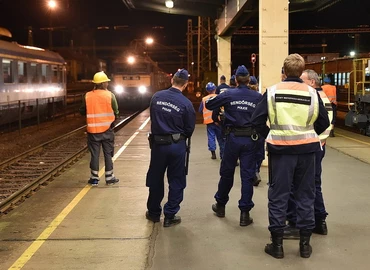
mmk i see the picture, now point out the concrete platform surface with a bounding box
[0,109,369,270]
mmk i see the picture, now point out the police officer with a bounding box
[79,71,120,186]
[146,69,196,227]
[215,75,230,94]
[251,54,330,259]
[285,69,333,238]
[199,82,224,159]
[206,65,262,226]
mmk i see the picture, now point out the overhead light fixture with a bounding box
[165,0,174,9]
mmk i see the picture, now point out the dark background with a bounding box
[1,0,370,73]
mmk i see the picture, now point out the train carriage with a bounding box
[306,57,370,135]
[0,38,66,126]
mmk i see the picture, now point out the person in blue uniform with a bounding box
[248,75,264,186]
[206,65,263,227]
[251,54,330,259]
[145,69,196,228]
[215,75,230,94]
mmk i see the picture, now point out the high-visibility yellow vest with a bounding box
[86,90,115,133]
[266,82,320,146]
[202,93,217,124]
[322,84,337,105]
[318,90,333,145]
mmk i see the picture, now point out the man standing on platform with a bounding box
[322,77,337,137]
[79,71,120,186]
[206,65,262,227]
[216,75,230,94]
[251,54,329,259]
[145,69,196,228]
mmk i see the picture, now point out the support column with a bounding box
[217,36,231,84]
[259,0,289,93]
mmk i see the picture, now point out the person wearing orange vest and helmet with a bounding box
[79,71,120,186]
[199,82,224,159]
[322,76,337,137]
[251,54,330,259]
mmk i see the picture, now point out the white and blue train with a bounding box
[0,30,66,126]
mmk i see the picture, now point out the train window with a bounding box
[18,61,27,83]
[30,63,40,83]
[337,73,342,85]
[41,64,48,83]
[51,65,58,83]
[2,59,14,83]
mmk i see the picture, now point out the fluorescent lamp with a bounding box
[165,0,174,8]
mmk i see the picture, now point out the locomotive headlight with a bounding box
[138,85,147,94]
[115,85,124,94]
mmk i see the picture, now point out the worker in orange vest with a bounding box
[322,77,337,137]
[199,82,224,159]
[79,71,120,186]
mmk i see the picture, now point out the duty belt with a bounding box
[226,126,259,141]
[151,133,187,145]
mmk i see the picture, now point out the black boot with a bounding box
[240,211,253,226]
[313,219,328,235]
[265,231,284,259]
[212,203,225,217]
[211,151,216,159]
[300,230,312,258]
[283,223,300,239]
[253,172,261,186]
[329,129,335,137]
[163,216,181,227]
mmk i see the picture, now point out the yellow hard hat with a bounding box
[92,71,110,84]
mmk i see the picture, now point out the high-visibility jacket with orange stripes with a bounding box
[85,90,115,133]
[266,82,320,148]
[317,89,333,145]
[202,94,217,124]
[322,84,337,105]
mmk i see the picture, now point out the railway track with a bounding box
[0,111,141,215]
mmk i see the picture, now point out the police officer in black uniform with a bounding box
[146,69,196,227]
[206,65,262,226]
[215,75,230,94]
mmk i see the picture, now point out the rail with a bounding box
[0,110,141,214]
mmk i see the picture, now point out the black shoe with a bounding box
[300,233,312,258]
[240,211,253,226]
[163,216,181,227]
[313,219,328,235]
[253,172,261,186]
[145,211,160,223]
[106,178,119,185]
[211,151,217,159]
[283,224,300,239]
[265,232,284,259]
[212,203,225,217]
[329,129,335,137]
[88,178,99,186]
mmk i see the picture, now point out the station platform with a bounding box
[1,109,370,270]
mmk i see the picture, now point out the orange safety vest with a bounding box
[85,89,115,133]
[322,84,337,105]
[202,94,217,124]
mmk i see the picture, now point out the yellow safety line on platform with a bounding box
[9,117,151,270]
[336,132,370,147]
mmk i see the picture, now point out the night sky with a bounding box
[1,0,370,73]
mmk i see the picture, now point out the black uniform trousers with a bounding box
[268,152,316,233]
[146,140,187,218]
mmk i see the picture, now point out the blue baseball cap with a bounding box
[323,77,331,83]
[205,82,216,92]
[220,75,226,80]
[236,65,249,76]
[174,69,189,80]
[249,76,257,85]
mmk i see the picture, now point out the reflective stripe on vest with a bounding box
[202,94,217,124]
[86,90,115,133]
[266,82,320,146]
[318,91,334,144]
[322,84,337,105]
